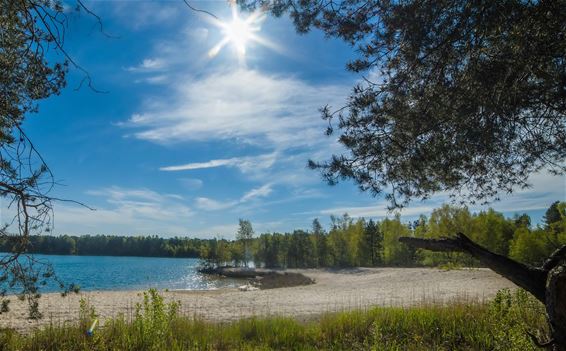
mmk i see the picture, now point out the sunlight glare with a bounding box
[207,4,269,63]
[223,14,253,55]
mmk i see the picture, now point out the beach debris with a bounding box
[238,284,259,291]
[86,318,98,336]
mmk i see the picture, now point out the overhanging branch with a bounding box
[399,233,548,303]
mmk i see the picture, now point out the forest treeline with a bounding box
[0,235,206,258]
[202,201,566,268]
[1,202,564,268]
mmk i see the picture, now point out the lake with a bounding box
[3,254,242,293]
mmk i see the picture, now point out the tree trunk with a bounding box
[399,233,566,350]
[547,264,566,350]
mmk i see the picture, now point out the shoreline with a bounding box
[0,267,517,333]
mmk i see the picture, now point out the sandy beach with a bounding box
[0,267,517,333]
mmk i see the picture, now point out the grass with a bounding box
[0,289,548,350]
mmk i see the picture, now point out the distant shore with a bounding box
[0,267,517,333]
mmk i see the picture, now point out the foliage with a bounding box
[0,0,67,316]
[237,219,254,267]
[247,202,565,269]
[239,0,566,209]
[0,0,100,316]
[487,289,549,349]
[0,235,209,258]
[0,288,548,350]
[4,202,565,270]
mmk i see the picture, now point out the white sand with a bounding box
[0,267,517,333]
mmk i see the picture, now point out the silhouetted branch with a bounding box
[182,0,219,20]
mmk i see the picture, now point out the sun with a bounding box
[222,11,257,55]
[207,4,268,63]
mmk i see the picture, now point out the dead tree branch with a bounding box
[399,233,548,302]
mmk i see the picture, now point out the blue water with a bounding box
[3,254,242,293]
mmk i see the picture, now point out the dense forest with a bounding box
[0,235,207,258]
[1,202,564,268]
[201,201,565,269]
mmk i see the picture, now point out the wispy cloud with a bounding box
[178,178,203,190]
[317,169,565,221]
[195,184,273,211]
[160,152,277,172]
[161,158,237,171]
[318,204,434,219]
[195,197,238,211]
[52,187,193,236]
[126,58,166,72]
[125,69,346,149]
[240,184,272,202]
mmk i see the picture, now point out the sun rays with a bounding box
[207,4,269,64]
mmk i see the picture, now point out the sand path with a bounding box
[0,268,517,333]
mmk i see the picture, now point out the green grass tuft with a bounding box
[0,289,548,350]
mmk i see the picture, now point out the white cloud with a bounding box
[195,184,273,211]
[126,69,346,150]
[195,197,238,211]
[52,186,193,235]
[240,184,272,202]
[135,75,169,85]
[319,204,434,219]
[127,58,166,72]
[318,169,565,221]
[86,187,183,204]
[160,152,277,172]
[161,157,239,171]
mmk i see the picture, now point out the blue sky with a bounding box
[6,1,564,238]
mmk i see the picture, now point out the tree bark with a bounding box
[546,264,566,350]
[399,233,566,350]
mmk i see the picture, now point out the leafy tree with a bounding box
[472,209,514,256]
[236,219,254,267]
[509,227,548,266]
[361,219,383,266]
[311,218,328,267]
[0,0,103,317]
[544,201,564,231]
[514,214,531,229]
[541,202,566,254]
[381,215,414,266]
[240,0,566,208]
[238,1,565,346]
[287,230,317,268]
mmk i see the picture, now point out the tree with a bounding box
[311,218,328,267]
[0,0,101,318]
[239,0,566,348]
[236,219,254,267]
[514,213,531,229]
[362,219,383,266]
[381,215,414,266]
[242,0,566,209]
[545,201,564,231]
[509,227,547,266]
